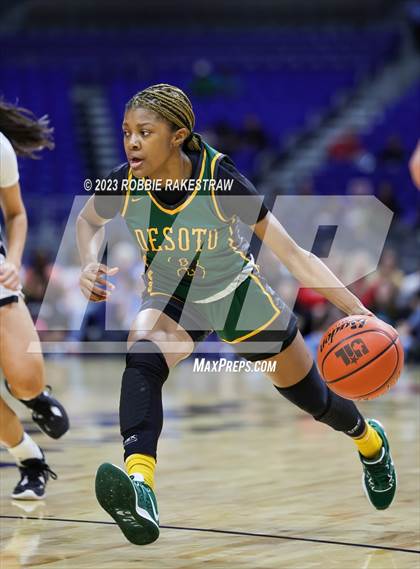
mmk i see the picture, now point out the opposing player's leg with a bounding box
[262,331,397,510]
[95,306,198,545]
[0,299,69,439]
[0,396,56,500]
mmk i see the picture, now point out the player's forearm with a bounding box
[76,214,105,269]
[286,247,367,315]
[3,211,27,268]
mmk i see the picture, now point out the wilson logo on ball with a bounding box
[334,339,369,366]
[318,318,366,353]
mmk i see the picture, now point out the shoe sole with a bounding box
[11,490,46,500]
[32,412,69,440]
[95,463,159,545]
[362,419,397,510]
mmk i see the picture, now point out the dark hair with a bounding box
[125,83,201,151]
[0,99,54,158]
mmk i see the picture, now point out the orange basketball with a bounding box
[317,315,404,400]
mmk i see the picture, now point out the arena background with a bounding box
[0,1,419,568]
[1,0,419,360]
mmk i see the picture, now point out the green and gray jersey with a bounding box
[123,142,257,303]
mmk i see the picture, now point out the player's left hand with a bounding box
[0,261,21,291]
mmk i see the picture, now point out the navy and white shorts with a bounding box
[0,240,23,307]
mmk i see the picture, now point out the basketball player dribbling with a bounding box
[0,100,69,500]
[76,84,397,545]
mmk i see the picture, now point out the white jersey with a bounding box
[0,131,19,188]
[0,131,20,249]
[0,131,23,302]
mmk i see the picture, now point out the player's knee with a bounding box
[7,361,45,399]
[126,339,169,376]
[127,331,192,369]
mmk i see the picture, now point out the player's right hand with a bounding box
[79,262,119,302]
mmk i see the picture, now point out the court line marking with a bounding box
[1,515,419,555]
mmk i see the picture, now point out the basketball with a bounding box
[317,315,404,400]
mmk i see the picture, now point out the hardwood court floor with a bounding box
[0,357,419,569]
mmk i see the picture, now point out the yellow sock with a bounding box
[352,422,383,459]
[125,454,156,490]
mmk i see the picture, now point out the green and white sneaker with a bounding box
[95,463,159,545]
[359,419,397,510]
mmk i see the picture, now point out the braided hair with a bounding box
[125,84,201,151]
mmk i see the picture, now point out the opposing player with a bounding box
[409,139,420,189]
[77,84,396,545]
[0,100,69,499]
